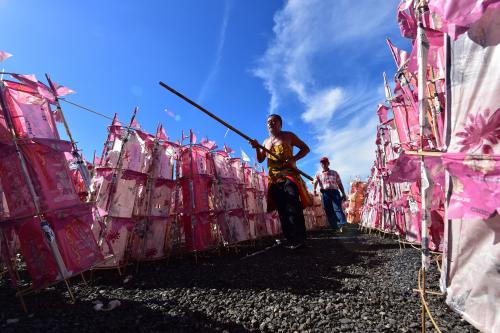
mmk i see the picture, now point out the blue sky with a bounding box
[1,0,409,184]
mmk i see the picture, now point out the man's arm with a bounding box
[337,174,347,200]
[289,132,310,164]
[249,138,267,163]
[313,176,318,195]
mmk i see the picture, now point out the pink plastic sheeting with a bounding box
[428,0,500,38]
[133,180,175,217]
[245,190,260,215]
[265,212,282,236]
[96,169,145,218]
[181,213,217,251]
[9,74,57,105]
[179,176,213,214]
[95,217,134,267]
[130,217,169,260]
[229,158,245,184]
[444,153,500,219]
[217,209,251,244]
[389,94,420,149]
[377,104,390,123]
[213,181,244,212]
[249,213,268,238]
[1,80,58,140]
[441,11,500,333]
[0,143,36,218]
[2,204,102,289]
[104,130,151,174]
[406,29,446,76]
[397,0,417,38]
[212,151,235,179]
[0,104,11,142]
[0,183,8,219]
[387,152,420,183]
[180,145,212,178]
[443,216,500,332]
[244,166,260,189]
[19,140,81,212]
[14,216,61,289]
[149,142,176,180]
[45,204,103,276]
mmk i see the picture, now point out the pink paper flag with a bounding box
[0,51,13,62]
[223,144,234,154]
[130,118,140,129]
[386,38,409,70]
[111,113,121,127]
[397,0,416,38]
[156,124,169,141]
[55,85,75,97]
[199,137,217,150]
[190,129,197,145]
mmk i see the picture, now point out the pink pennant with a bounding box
[55,85,75,97]
[190,129,197,145]
[397,0,416,38]
[130,119,140,129]
[223,144,234,154]
[0,51,13,62]
[110,113,121,127]
[386,38,409,70]
[12,73,37,83]
[199,137,217,150]
[156,124,169,141]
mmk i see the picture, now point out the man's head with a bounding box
[267,114,282,136]
[320,156,330,171]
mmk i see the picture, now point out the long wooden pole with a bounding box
[159,81,313,181]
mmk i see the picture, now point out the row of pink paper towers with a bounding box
[91,114,327,268]
[360,2,499,332]
[0,73,327,301]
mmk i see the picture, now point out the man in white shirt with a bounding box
[313,156,347,230]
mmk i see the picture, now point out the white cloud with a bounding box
[302,87,345,123]
[254,0,394,114]
[315,113,379,180]
[197,0,231,103]
[254,0,396,179]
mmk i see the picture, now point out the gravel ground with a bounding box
[0,225,478,332]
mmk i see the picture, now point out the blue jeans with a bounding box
[321,189,347,229]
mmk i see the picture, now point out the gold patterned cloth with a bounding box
[266,143,312,212]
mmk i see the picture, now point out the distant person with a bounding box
[249,114,311,249]
[313,157,347,231]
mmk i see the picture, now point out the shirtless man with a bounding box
[249,114,311,249]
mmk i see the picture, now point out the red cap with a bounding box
[320,156,329,163]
